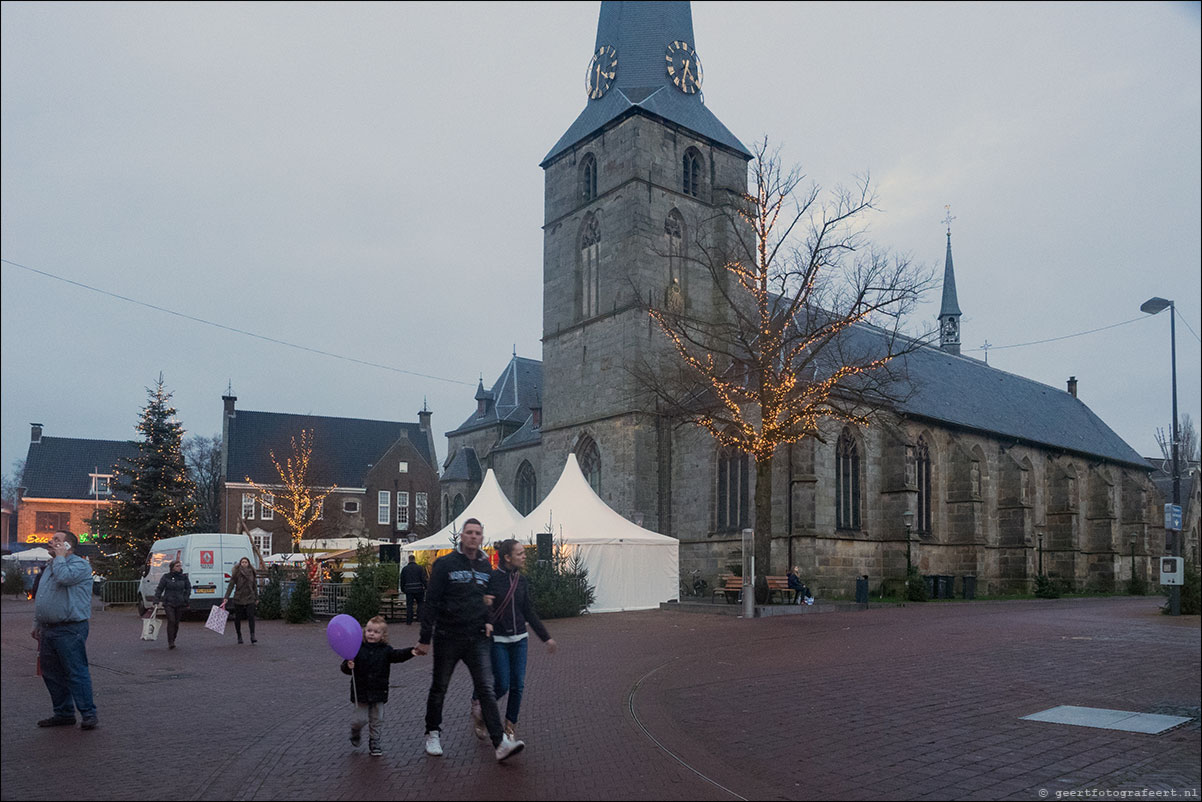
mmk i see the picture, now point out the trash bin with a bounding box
[855,575,869,604]
[962,575,976,600]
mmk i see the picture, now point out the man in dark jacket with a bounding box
[400,555,427,626]
[415,518,524,762]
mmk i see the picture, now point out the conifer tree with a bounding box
[93,376,198,575]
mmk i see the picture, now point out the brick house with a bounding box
[16,423,137,546]
[219,396,441,554]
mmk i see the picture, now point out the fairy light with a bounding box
[246,428,337,552]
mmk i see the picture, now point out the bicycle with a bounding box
[679,570,709,598]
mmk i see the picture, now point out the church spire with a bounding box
[542,1,749,166]
[938,206,962,355]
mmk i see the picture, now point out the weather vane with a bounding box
[942,204,956,237]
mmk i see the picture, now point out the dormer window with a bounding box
[581,153,597,203]
[682,148,702,197]
[90,474,112,495]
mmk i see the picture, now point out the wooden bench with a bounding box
[765,575,793,604]
[711,574,743,604]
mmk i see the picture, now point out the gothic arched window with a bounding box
[916,436,932,534]
[836,428,861,530]
[682,148,703,197]
[451,493,466,519]
[716,445,749,532]
[576,434,601,494]
[580,153,597,203]
[515,460,537,516]
[579,214,601,319]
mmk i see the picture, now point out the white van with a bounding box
[138,533,261,615]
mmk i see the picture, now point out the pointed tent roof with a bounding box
[404,469,525,553]
[492,454,677,547]
[939,232,961,318]
[541,1,751,166]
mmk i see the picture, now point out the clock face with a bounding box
[586,44,618,100]
[665,40,702,94]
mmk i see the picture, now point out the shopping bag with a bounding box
[140,604,163,641]
[204,604,229,635]
[141,606,164,644]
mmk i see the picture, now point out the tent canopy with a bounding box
[491,454,679,613]
[405,469,525,554]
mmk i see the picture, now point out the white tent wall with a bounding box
[404,469,524,555]
[572,542,679,613]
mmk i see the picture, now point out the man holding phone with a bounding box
[32,530,98,730]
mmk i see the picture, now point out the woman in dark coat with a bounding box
[483,539,556,739]
[220,557,258,644]
[155,560,191,649]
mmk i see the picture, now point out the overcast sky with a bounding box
[2,1,1199,480]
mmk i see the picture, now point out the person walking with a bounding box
[415,518,524,762]
[32,530,98,730]
[478,538,556,741]
[400,554,427,626]
[220,557,259,644]
[341,616,417,757]
[155,560,191,649]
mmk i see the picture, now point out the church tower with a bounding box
[538,1,751,528]
[938,209,963,355]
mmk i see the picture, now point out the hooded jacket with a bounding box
[155,570,192,607]
[340,641,415,704]
[418,547,491,644]
[224,564,258,605]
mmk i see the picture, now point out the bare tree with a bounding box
[1156,414,1200,468]
[644,137,935,595]
[246,429,335,551]
[183,435,222,532]
[2,458,25,505]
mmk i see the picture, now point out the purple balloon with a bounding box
[326,614,363,661]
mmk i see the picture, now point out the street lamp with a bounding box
[903,509,914,576]
[1140,296,1180,616]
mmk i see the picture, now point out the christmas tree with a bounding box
[93,376,198,576]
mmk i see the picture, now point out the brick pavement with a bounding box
[1,596,1197,801]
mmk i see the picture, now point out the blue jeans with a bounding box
[491,638,528,724]
[39,621,97,719]
[424,635,503,746]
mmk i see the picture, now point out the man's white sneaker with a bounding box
[424,730,443,756]
[494,732,525,763]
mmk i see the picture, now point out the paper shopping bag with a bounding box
[204,604,229,635]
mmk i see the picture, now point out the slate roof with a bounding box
[892,342,1148,469]
[226,410,433,489]
[442,447,483,484]
[542,1,751,166]
[448,357,543,437]
[494,416,543,453]
[22,436,138,500]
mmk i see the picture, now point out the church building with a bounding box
[441,1,1163,597]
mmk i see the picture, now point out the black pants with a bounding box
[404,591,423,625]
[164,604,186,645]
[231,602,256,640]
[424,635,503,746]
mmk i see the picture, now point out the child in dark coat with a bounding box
[340,616,416,756]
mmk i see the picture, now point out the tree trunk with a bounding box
[753,453,774,603]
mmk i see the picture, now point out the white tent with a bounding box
[404,469,525,554]
[491,455,679,613]
[262,553,310,565]
[9,547,51,562]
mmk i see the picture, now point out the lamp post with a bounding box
[903,509,914,576]
[1037,531,1044,576]
[1140,296,1180,616]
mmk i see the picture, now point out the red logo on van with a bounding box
[200,550,214,567]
